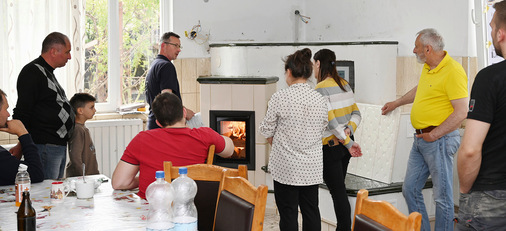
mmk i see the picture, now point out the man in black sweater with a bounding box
[12,32,74,179]
[0,89,44,185]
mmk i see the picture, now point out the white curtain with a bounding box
[0,0,85,114]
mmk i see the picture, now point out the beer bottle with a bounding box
[17,191,36,231]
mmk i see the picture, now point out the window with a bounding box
[475,0,504,69]
[84,0,160,111]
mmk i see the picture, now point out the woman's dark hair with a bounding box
[314,49,347,91]
[284,48,313,79]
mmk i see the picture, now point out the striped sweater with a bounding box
[315,77,361,149]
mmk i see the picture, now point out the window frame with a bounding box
[93,0,170,112]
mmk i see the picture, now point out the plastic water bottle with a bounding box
[146,171,174,231]
[15,164,30,207]
[171,167,198,231]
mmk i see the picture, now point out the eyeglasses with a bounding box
[164,42,182,49]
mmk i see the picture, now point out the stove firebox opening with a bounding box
[209,110,255,170]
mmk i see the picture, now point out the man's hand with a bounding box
[9,143,22,160]
[381,101,398,115]
[415,132,437,142]
[349,142,363,157]
[185,107,195,120]
[266,137,273,145]
[0,120,28,160]
[0,120,29,137]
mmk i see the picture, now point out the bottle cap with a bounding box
[178,167,187,175]
[18,164,28,171]
[155,171,165,179]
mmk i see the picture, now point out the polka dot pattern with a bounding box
[259,83,328,185]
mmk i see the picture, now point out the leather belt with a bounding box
[415,126,437,134]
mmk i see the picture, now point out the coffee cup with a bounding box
[75,180,95,199]
[50,181,71,203]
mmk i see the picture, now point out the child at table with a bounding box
[65,93,99,177]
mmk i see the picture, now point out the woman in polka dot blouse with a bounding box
[314,48,363,231]
[260,48,329,231]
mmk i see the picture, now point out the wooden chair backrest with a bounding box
[206,144,215,165]
[352,189,422,231]
[163,161,248,231]
[163,161,248,182]
[213,172,268,231]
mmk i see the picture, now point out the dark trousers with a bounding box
[323,144,352,231]
[274,181,321,231]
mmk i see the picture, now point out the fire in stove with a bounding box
[220,121,246,159]
[209,110,255,170]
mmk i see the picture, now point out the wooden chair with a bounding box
[163,161,248,231]
[352,189,422,231]
[213,172,268,231]
[206,144,216,164]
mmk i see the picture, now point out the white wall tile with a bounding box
[200,84,211,126]
[231,85,254,110]
[254,144,268,186]
[210,84,232,110]
[254,83,277,145]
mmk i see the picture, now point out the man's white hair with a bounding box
[417,28,445,51]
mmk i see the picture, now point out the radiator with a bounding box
[85,119,144,178]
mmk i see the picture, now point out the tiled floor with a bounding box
[263,207,438,231]
[263,208,281,231]
[263,208,306,231]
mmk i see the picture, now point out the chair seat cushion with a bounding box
[214,190,254,231]
[195,180,220,231]
[354,214,392,231]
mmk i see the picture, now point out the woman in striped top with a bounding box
[314,49,362,231]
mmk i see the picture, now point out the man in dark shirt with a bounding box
[0,89,44,186]
[12,32,74,179]
[456,2,506,230]
[145,32,194,130]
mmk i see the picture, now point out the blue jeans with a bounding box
[35,144,67,179]
[402,130,460,231]
[456,190,506,230]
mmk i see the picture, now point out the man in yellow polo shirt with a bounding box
[381,28,469,231]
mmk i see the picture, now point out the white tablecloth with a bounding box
[0,174,149,230]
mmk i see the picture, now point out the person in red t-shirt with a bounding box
[111,92,234,199]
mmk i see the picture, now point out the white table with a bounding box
[0,174,149,230]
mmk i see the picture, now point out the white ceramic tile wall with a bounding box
[199,82,277,187]
[231,85,254,110]
[200,84,211,126]
[351,103,400,183]
[255,144,268,186]
[210,84,232,110]
[253,85,268,145]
